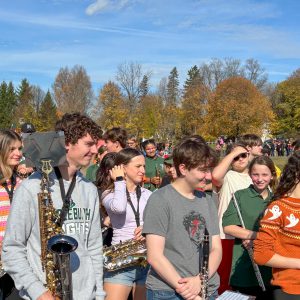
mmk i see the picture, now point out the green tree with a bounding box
[38,91,58,131]
[139,75,149,99]
[181,68,209,135]
[273,69,300,136]
[0,81,17,129]
[167,67,179,105]
[14,79,36,126]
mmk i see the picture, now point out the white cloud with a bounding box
[85,0,132,15]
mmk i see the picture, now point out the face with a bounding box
[7,140,22,168]
[180,164,212,190]
[123,155,145,185]
[66,134,97,168]
[250,164,273,193]
[164,164,177,179]
[127,139,137,149]
[144,143,156,158]
[232,152,249,172]
[105,139,120,153]
[249,144,263,157]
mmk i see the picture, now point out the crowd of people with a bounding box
[0,113,299,300]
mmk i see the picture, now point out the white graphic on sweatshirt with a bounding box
[267,205,282,220]
[285,214,299,228]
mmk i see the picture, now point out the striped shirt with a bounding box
[0,177,21,241]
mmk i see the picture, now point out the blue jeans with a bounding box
[146,289,218,300]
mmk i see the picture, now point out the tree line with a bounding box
[0,59,299,141]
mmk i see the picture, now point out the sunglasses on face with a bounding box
[233,152,249,161]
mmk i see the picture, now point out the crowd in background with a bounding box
[0,117,300,300]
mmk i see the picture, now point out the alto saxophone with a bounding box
[199,227,209,300]
[103,238,147,271]
[38,160,78,300]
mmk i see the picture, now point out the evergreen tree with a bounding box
[139,75,149,99]
[0,81,16,129]
[14,78,34,125]
[39,91,58,131]
[183,65,202,97]
[167,67,179,105]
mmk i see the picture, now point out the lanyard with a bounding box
[54,167,77,227]
[2,172,17,203]
[126,186,142,227]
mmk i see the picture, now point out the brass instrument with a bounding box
[199,228,209,300]
[38,160,78,300]
[103,238,147,271]
[154,164,161,189]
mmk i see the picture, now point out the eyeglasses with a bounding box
[233,152,249,161]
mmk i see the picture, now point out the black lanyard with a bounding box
[54,167,77,227]
[2,173,17,203]
[126,186,142,227]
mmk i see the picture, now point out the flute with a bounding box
[231,193,266,292]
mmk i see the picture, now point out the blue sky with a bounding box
[1,0,299,92]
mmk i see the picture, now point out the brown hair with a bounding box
[103,127,128,149]
[55,113,102,145]
[249,156,278,191]
[173,138,217,176]
[274,152,300,200]
[239,134,262,147]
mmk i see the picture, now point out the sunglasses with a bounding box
[233,152,249,161]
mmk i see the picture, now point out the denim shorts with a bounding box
[146,289,218,300]
[104,265,149,287]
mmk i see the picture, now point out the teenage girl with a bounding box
[223,156,277,299]
[254,151,300,300]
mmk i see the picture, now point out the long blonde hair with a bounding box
[0,130,22,183]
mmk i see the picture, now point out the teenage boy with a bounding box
[143,138,222,300]
[103,127,127,153]
[239,134,263,161]
[2,113,105,300]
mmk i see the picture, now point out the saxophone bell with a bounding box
[47,235,78,300]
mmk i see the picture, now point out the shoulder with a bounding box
[141,187,152,198]
[147,185,171,206]
[77,172,98,194]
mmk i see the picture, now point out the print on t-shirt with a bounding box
[183,210,206,247]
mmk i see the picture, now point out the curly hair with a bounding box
[55,113,102,145]
[274,151,300,200]
[95,152,117,193]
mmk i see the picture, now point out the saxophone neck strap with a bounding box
[126,186,142,227]
[54,166,77,227]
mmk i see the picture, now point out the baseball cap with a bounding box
[164,156,173,165]
[21,123,36,139]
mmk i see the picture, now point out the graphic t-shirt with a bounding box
[143,184,220,294]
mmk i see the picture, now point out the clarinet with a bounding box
[232,193,266,291]
[199,227,209,300]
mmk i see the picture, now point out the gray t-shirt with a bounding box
[143,184,220,294]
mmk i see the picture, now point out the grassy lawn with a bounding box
[271,156,288,170]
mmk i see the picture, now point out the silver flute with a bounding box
[231,193,266,291]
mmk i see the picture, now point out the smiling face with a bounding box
[179,164,212,190]
[66,133,98,169]
[7,140,23,168]
[144,143,156,158]
[250,164,273,193]
[123,155,145,185]
[232,152,250,172]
